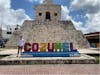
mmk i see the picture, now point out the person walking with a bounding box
[17,36,25,57]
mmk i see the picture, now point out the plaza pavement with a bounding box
[0,65,99,75]
[0,48,99,75]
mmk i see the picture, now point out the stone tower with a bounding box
[6,0,90,49]
[35,0,61,21]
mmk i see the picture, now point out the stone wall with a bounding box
[6,20,90,49]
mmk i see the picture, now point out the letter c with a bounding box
[24,43,31,52]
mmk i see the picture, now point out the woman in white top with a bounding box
[17,36,25,57]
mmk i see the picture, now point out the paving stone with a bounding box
[0,65,99,75]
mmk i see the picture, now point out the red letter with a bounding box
[24,43,31,52]
[32,43,39,52]
[48,43,54,52]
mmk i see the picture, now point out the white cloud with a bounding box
[85,12,100,33]
[72,20,88,34]
[61,6,71,20]
[26,0,43,3]
[70,0,100,33]
[71,0,100,13]
[0,0,11,9]
[60,5,87,33]
[0,0,30,30]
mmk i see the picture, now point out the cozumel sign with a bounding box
[21,42,80,57]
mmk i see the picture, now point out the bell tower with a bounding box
[34,0,61,21]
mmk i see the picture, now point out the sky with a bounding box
[0,0,100,34]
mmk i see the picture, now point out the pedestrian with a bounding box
[17,36,25,57]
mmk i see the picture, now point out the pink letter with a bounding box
[32,43,39,52]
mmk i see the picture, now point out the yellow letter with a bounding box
[40,43,47,52]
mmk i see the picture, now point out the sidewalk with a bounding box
[0,65,99,75]
[78,48,100,54]
[0,49,17,55]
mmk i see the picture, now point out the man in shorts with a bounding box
[17,36,25,57]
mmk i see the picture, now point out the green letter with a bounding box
[55,43,62,52]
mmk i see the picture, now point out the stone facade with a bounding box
[35,5,61,21]
[6,0,90,49]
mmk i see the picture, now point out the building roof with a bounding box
[85,32,100,37]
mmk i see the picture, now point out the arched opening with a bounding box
[45,12,51,21]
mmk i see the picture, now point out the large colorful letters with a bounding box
[24,42,72,52]
[22,42,80,57]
